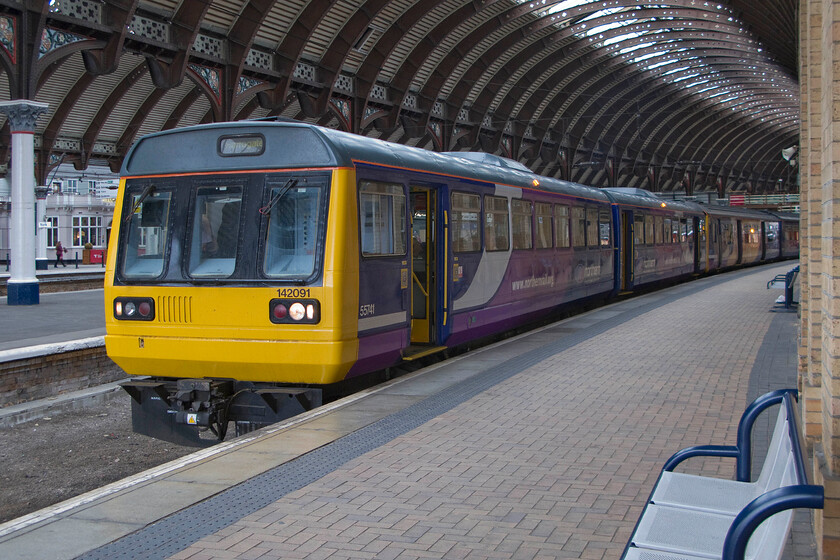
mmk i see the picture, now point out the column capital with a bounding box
[0,100,49,132]
[34,185,49,199]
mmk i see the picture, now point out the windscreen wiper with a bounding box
[258,179,297,215]
[125,184,156,222]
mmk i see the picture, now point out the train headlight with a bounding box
[289,302,306,321]
[114,297,155,321]
[269,299,320,324]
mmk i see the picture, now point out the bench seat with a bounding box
[650,405,790,516]
[621,390,822,560]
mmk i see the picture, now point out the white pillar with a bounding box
[35,186,49,270]
[0,101,49,305]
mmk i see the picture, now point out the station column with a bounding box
[799,0,840,557]
[0,100,49,305]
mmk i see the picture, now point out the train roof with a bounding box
[121,120,610,203]
[601,187,700,213]
[685,203,783,221]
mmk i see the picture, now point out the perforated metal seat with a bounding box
[651,405,790,515]
[628,458,796,560]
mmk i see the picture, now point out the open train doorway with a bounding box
[620,210,634,291]
[410,187,436,345]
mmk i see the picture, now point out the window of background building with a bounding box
[72,215,102,247]
[46,217,58,247]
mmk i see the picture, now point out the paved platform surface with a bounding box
[0,265,104,352]
[0,261,813,559]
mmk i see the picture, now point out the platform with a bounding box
[0,261,814,559]
[0,265,105,352]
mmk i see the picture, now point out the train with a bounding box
[104,120,799,446]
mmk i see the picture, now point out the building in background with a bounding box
[0,165,117,264]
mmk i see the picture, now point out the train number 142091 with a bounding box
[277,288,311,298]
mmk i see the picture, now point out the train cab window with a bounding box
[644,215,654,246]
[599,210,611,247]
[572,207,586,248]
[634,214,645,245]
[189,186,243,278]
[535,202,552,249]
[451,192,481,252]
[263,182,324,278]
[555,204,570,248]
[484,196,510,251]
[359,181,407,256]
[120,187,173,279]
[512,199,533,250]
[586,208,599,248]
[655,216,664,244]
[663,218,672,243]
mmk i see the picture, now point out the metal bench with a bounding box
[621,389,823,560]
[767,265,799,310]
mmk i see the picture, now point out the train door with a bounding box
[410,187,435,344]
[696,216,706,273]
[620,210,634,291]
[708,217,719,270]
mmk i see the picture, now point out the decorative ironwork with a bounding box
[0,16,14,63]
[329,98,352,131]
[0,101,49,132]
[188,64,221,104]
[236,76,264,96]
[40,27,89,58]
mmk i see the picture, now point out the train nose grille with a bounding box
[157,296,193,323]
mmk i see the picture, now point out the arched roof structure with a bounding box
[0,0,798,195]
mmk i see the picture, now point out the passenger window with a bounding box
[359,181,407,256]
[680,219,688,243]
[189,185,243,278]
[555,204,570,248]
[451,192,481,253]
[586,208,598,248]
[664,218,672,243]
[672,219,681,243]
[572,206,586,248]
[644,215,654,246]
[263,183,323,278]
[512,199,533,250]
[484,196,510,252]
[634,214,645,245]
[121,187,172,279]
[655,216,664,244]
[599,210,611,247]
[535,202,552,249]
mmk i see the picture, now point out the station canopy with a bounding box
[0,0,798,195]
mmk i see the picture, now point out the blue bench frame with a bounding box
[621,389,823,560]
[767,266,799,309]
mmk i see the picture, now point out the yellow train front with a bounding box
[106,122,363,445]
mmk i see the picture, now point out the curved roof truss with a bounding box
[0,0,798,195]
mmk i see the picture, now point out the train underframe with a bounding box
[122,378,323,447]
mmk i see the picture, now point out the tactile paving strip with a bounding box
[78,273,739,559]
